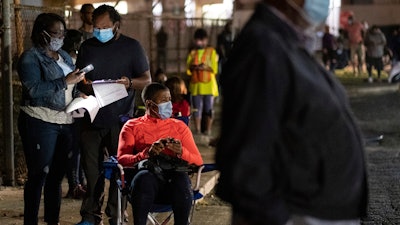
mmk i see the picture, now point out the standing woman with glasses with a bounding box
[17,13,87,225]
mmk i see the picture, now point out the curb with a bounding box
[197,171,220,202]
[347,84,400,95]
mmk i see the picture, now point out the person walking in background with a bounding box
[345,15,365,76]
[364,25,387,83]
[156,26,168,71]
[61,29,87,199]
[79,4,95,41]
[216,0,368,225]
[186,28,219,137]
[75,5,151,225]
[165,76,191,125]
[322,25,337,73]
[17,13,87,225]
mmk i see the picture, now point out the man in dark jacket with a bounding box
[216,0,368,225]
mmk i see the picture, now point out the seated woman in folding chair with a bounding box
[117,82,204,225]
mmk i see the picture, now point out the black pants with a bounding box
[130,170,193,225]
[79,124,121,225]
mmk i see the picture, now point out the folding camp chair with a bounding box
[103,156,216,225]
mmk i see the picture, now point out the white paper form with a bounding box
[65,81,128,122]
[92,82,128,107]
[66,95,100,122]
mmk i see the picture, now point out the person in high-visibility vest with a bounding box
[186,28,219,135]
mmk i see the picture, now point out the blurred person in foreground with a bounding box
[75,4,151,225]
[216,1,368,225]
[17,13,86,225]
[117,82,203,225]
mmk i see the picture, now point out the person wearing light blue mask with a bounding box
[93,27,115,43]
[90,5,120,44]
[117,82,203,225]
[303,0,330,26]
[75,4,151,225]
[151,100,173,120]
[216,0,368,225]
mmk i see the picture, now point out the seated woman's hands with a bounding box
[149,137,182,157]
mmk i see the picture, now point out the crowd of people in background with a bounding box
[322,14,400,83]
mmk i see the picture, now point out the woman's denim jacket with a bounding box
[18,46,78,111]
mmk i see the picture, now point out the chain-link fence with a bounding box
[11,4,230,75]
[1,3,230,185]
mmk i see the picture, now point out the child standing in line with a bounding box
[165,76,191,125]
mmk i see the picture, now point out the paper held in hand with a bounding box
[66,81,128,122]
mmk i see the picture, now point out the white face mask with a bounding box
[43,30,64,51]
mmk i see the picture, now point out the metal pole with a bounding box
[2,0,15,186]
[148,17,154,73]
[176,18,181,76]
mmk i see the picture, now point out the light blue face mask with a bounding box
[157,101,173,120]
[93,27,114,43]
[303,0,330,25]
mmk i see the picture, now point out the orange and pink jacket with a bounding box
[117,114,203,167]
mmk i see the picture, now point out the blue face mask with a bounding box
[93,27,114,43]
[303,0,330,25]
[157,101,173,120]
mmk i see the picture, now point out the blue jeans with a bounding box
[130,170,193,225]
[191,95,214,119]
[18,110,74,225]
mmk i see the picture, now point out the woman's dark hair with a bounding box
[62,29,82,53]
[194,28,208,39]
[165,77,184,102]
[31,13,66,47]
[154,68,164,76]
[141,82,170,103]
[92,4,121,26]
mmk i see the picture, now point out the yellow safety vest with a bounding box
[189,47,213,83]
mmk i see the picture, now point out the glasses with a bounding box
[44,30,66,38]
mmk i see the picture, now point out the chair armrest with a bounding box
[192,163,217,191]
